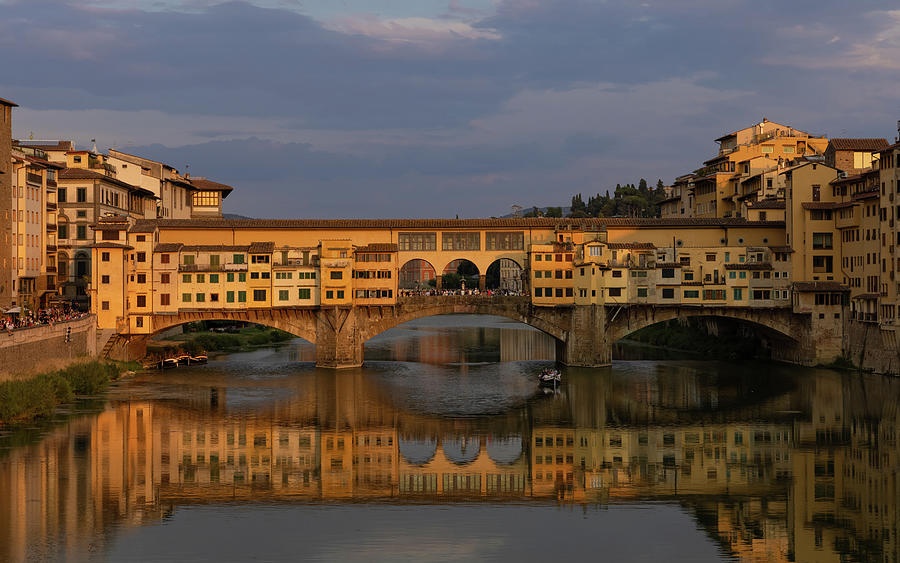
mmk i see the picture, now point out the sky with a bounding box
[2,0,900,218]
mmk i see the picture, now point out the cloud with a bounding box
[327,16,501,43]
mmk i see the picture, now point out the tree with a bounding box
[569,194,587,216]
[545,206,563,218]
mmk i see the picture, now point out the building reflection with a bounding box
[1,368,899,562]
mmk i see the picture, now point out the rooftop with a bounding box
[129,217,785,232]
[828,138,890,151]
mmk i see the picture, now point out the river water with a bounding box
[1,315,898,562]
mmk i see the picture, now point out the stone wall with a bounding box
[846,320,900,375]
[0,316,97,380]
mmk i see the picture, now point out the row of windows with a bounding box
[352,270,392,279]
[182,273,248,283]
[534,270,573,279]
[57,187,87,203]
[397,232,525,251]
[534,254,573,262]
[534,287,574,298]
[182,254,246,266]
[181,290,267,303]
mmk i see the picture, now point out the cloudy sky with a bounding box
[2,0,900,218]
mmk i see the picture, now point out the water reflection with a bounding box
[0,316,898,562]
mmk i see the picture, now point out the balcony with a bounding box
[223,263,249,271]
[26,172,42,185]
[46,179,57,189]
[46,265,57,273]
[46,201,57,211]
[46,221,56,232]
[45,244,56,252]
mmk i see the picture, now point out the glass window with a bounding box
[253,289,266,301]
[485,232,524,250]
[227,273,234,282]
[278,290,289,301]
[233,254,245,264]
[226,291,235,303]
[182,274,191,283]
[238,291,246,302]
[298,288,311,299]
[398,232,437,251]
[442,232,480,251]
[209,274,219,283]
[182,293,191,302]
[196,293,205,303]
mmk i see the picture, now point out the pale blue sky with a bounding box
[2,0,899,218]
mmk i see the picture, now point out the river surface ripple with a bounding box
[1,315,898,562]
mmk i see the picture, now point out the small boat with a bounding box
[158,358,178,370]
[190,355,208,364]
[538,369,562,387]
[176,355,192,366]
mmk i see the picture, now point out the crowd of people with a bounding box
[3,305,89,333]
[398,288,524,297]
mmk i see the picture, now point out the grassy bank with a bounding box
[149,325,294,356]
[0,361,131,425]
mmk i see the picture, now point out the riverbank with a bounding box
[0,360,135,425]
[148,325,294,357]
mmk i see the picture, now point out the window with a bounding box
[58,224,68,239]
[182,293,191,302]
[661,288,675,299]
[661,268,675,278]
[160,294,170,306]
[261,272,270,279]
[251,255,270,264]
[76,187,87,202]
[76,225,87,240]
[684,290,699,298]
[812,255,834,273]
[253,289,266,302]
[706,253,716,261]
[136,295,146,307]
[227,273,234,282]
[102,230,118,241]
[250,272,259,279]
[279,290,289,301]
[135,317,143,328]
[337,290,345,299]
[442,232,480,251]
[588,246,602,257]
[137,273,146,283]
[812,232,833,250]
[226,291,235,303]
[183,255,195,265]
[136,252,146,262]
[191,191,221,207]
[57,188,66,202]
[209,274,219,283]
[195,293,205,303]
[330,271,343,280]
[298,288,311,300]
[398,232,437,251]
[812,184,821,201]
[239,273,246,282]
[210,293,219,302]
[729,271,736,279]
[196,274,205,283]
[101,275,110,284]
[612,270,622,278]
[182,274,191,283]
[233,254,245,264]
[101,251,110,262]
[608,288,622,297]
[733,288,743,300]
[160,253,170,264]
[101,301,109,310]
[238,291,246,302]
[637,287,648,297]
[161,273,170,284]
[486,232,524,250]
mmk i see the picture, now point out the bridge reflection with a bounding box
[1,367,898,562]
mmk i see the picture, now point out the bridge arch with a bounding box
[399,436,438,466]
[399,258,436,289]
[441,258,479,290]
[146,308,319,345]
[485,258,525,293]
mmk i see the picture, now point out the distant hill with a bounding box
[500,206,571,218]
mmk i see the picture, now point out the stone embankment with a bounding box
[0,315,97,381]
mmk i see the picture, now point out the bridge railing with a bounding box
[397,294,530,307]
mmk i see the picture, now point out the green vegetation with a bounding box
[627,319,762,360]
[524,179,669,219]
[0,361,125,425]
[150,323,295,356]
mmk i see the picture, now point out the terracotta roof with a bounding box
[725,262,774,270]
[59,168,156,197]
[181,245,249,252]
[130,222,158,233]
[655,262,683,268]
[154,243,184,253]
[828,138,890,151]
[793,281,848,292]
[606,242,656,250]
[356,243,398,253]
[91,223,128,231]
[248,241,275,253]
[852,190,879,201]
[89,242,134,250]
[801,202,850,210]
[129,217,786,231]
[189,177,234,195]
[852,293,879,300]
[749,199,785,210]
[15,140,74,152]
[0,97,17,107]
[768,246,794,253]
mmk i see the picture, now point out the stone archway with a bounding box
[441,259,479,290]
[399,259,437,290]
[485,258,524,293]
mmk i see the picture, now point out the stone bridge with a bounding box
[108,295,835,368]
